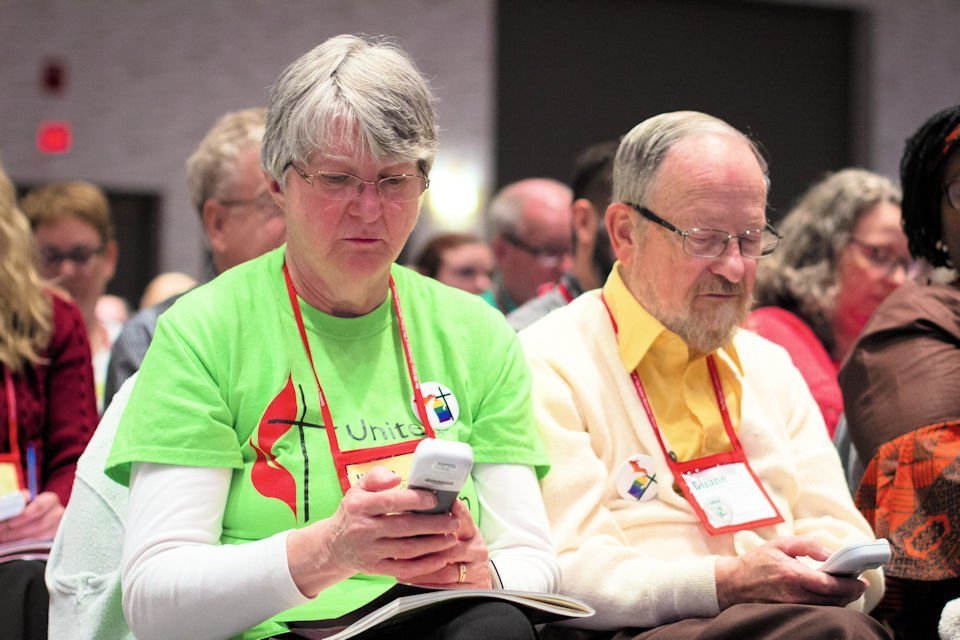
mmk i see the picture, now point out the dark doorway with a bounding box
[495,0,859,220]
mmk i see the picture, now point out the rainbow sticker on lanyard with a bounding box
[416,381,460,431]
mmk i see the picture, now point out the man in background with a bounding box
[485,178,573,313]
[102,107,285,408]
[508,141,617,331]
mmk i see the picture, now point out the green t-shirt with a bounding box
[106,247,548,640]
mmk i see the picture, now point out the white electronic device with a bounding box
[0,492,26,522]
[408,438,473,514]
[819,538,891,578]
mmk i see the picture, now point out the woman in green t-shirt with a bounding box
[106,34,558,640]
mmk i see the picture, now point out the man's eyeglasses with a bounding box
[503,232,571,267]
[219,191,283,219]
[39,245,105,269]
[288,164,429,203]
[944,178,960,210]
[628,204,782,259]
[848,238,923,278]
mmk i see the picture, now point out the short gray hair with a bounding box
[261,34,438,184]
[487,178,572,238]
[754,168,901,351]
[612,111,769,206]
[186,107,266,215]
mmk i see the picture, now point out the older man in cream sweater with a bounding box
[521,112,888,640]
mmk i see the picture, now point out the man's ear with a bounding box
[201,199,229,255]
[491,234,508,262]
[572,198,598,249]
[606,202,638,265]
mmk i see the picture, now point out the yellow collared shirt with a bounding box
[603,264,744,462]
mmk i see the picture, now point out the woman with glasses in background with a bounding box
[0,163,97,640]
[840,105,960,640]
[749,168,910,436]
[413,232,495,296]
[20,181,119,412]
[103,35,557,640]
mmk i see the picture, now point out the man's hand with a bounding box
[715,536,867,610]
[0,491,64,543]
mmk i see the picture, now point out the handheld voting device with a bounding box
[819,538,891,578]
[408,439,473,514]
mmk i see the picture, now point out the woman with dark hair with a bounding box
[0,162,97,640]
[840,105,960,639]
[414,233,494,295]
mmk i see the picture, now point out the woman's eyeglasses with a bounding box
[289,164,429,203]
[39,245,104,269]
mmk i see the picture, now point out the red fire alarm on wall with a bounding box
[37,121,73,154]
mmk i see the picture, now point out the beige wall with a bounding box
[1,0,958,277]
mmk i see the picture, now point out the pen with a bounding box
[26,442,38,502]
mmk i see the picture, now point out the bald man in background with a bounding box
[486,178,573,313]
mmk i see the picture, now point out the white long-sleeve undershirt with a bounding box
[121,461,558,640]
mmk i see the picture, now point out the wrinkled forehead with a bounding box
[649,134,768,230]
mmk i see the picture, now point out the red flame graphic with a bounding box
[250,375,299,518]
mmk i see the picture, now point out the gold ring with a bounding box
[457,563,467,584]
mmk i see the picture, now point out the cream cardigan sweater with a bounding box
[520,290,882,630]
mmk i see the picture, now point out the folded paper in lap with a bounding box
[289,586,594,640]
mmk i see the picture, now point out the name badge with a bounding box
[0,460,22,495]
[679,461,782,534]
[345,451,416,490]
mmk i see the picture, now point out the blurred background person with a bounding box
[0,163,97,640]
[487,178,573,313]
[94,294,130,329]
[137,272,197,310]
[508,140,617,331]
[48,106,285,640]
[413,232,494,295]
[102,107,284,408]
[840,105,960,640]
[749,168,908,436]
[20,181,118,412]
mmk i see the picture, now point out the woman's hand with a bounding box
[0,491,64,543]
[286,466,465,597]
[401,497,493,589]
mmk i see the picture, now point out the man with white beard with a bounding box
[522,111,889,639]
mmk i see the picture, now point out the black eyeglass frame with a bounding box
[627,203,782,259]
[502,231,572,261]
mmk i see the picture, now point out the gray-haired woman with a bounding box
[105,35,557,640]
[748,168,910,435]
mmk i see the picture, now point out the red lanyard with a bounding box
[555,281,575,305]
[2,367,24,489]
[600,293,739,460]
[601,293,783,534]
[282,262,435,493]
